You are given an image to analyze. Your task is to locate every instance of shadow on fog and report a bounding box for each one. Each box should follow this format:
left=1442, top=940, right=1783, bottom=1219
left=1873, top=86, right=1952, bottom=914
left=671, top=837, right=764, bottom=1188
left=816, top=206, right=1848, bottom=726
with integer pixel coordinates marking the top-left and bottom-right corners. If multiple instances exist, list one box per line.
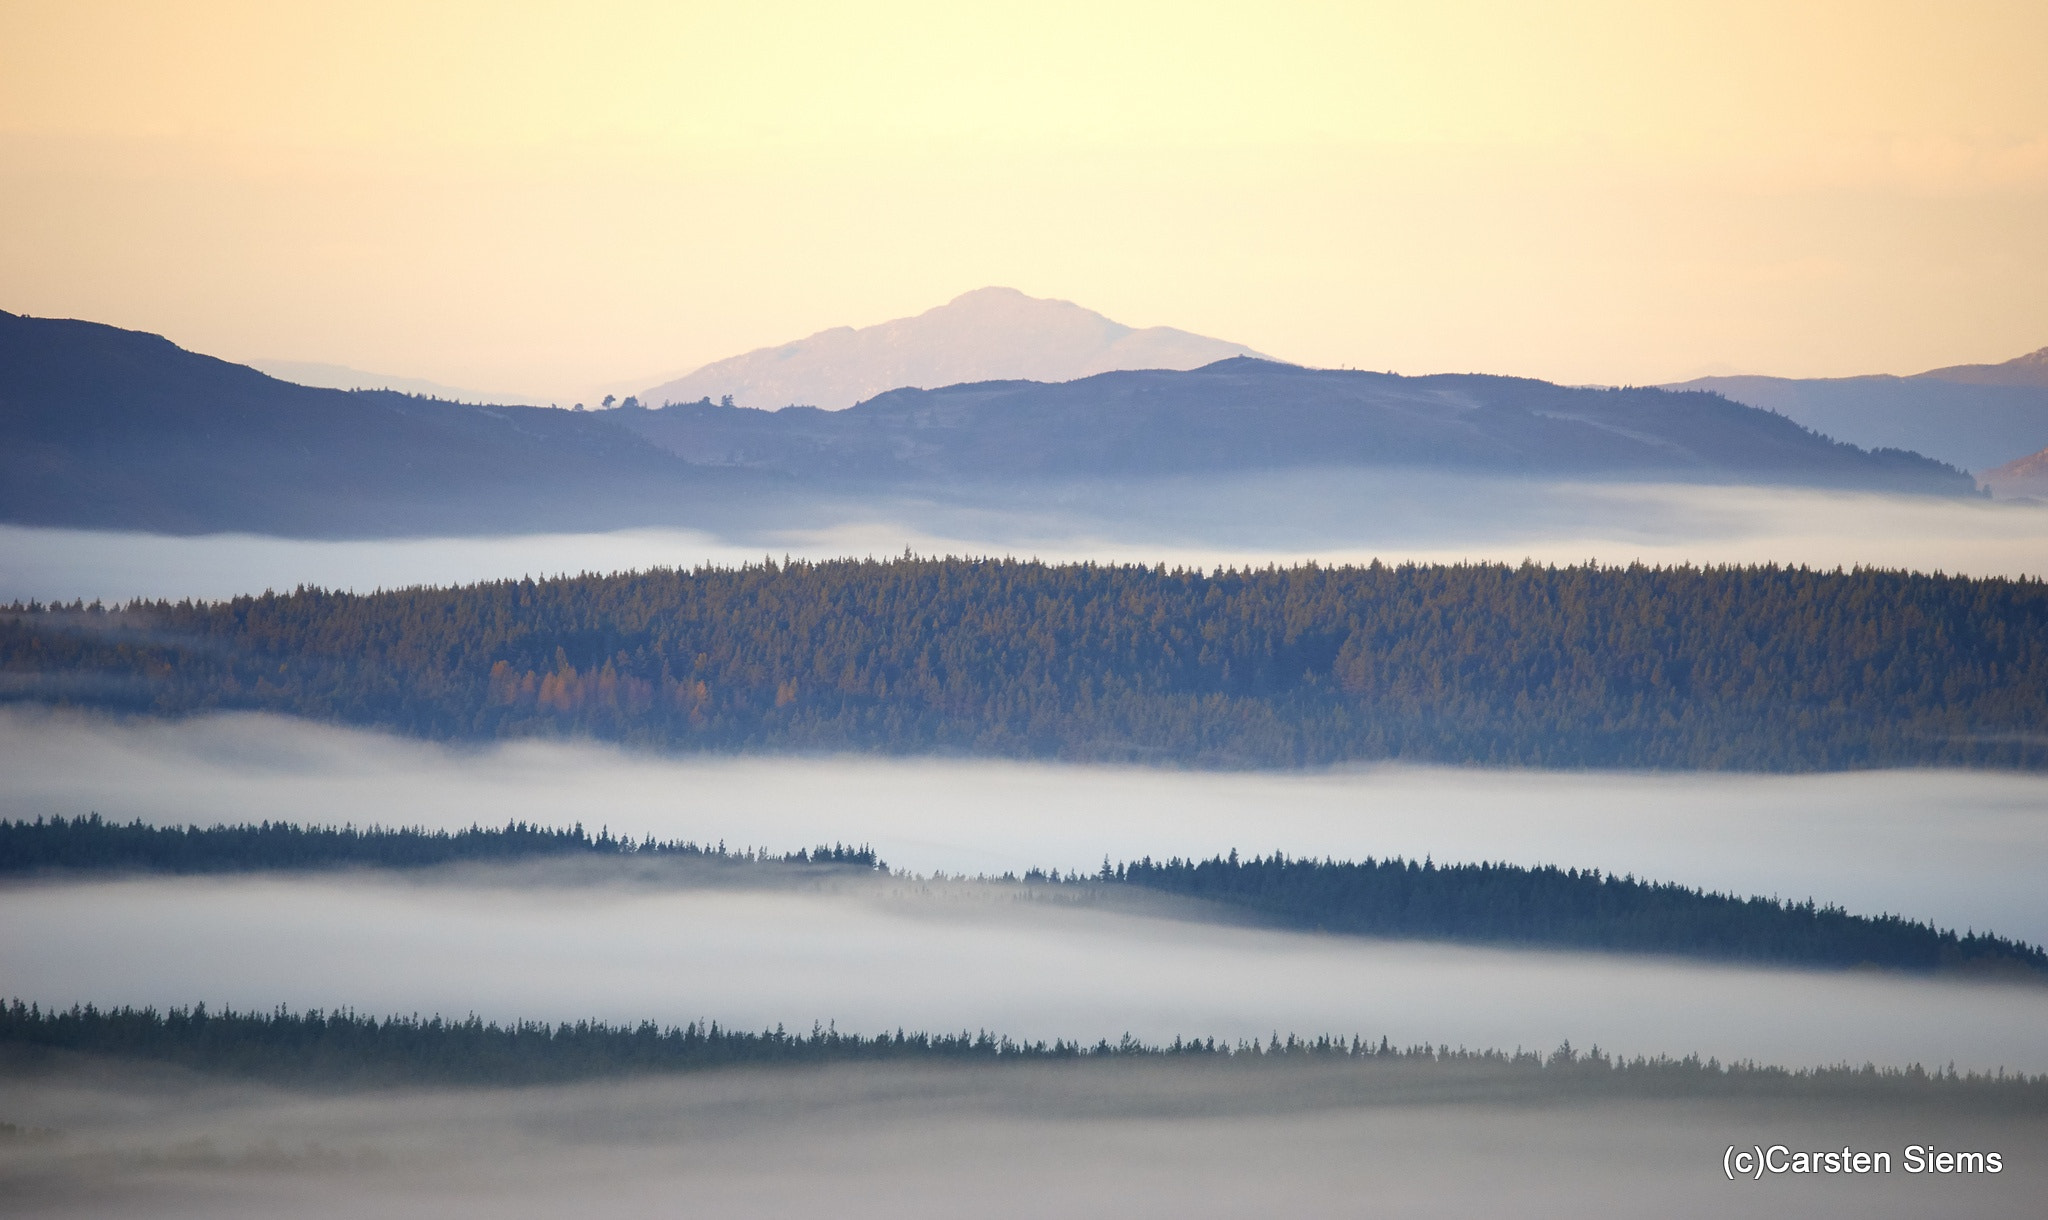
left=4, top=473, right=2048, bottom=605
left=4, top=708, right=2047, bottom=947
left=1, top=1057, right=2043, bottom=1219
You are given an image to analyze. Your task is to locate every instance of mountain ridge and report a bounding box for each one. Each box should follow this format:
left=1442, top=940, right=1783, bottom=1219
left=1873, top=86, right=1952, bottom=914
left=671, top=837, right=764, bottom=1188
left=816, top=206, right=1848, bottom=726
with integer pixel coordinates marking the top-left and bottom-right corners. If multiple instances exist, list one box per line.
left=1666, top=343, right=2048, bottom=472
left=1917, top=345, right=2048, bottom=390
left=0, top=308, right=1981, bottom=538
left=0, top=309, right=735, bottom=536
left=618, top=356, right=1974, bottom=493
left=641, top=287, right=1269, bottom=411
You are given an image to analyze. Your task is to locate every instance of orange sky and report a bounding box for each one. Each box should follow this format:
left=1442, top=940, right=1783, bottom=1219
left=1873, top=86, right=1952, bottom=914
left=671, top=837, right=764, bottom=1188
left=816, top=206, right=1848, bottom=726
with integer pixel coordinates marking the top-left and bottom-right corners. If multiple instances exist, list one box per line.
left=3, top=0, right=2045, bottom=399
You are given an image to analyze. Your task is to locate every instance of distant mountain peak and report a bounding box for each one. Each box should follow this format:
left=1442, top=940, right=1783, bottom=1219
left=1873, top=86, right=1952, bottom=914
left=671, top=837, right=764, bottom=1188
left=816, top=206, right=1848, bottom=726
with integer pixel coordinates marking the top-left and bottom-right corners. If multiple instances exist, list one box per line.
left=641, top=288, right=1269, bottom=411
left=944, top=285, right=1059, bottom=308
left=1914, top=344, right=2048, bottom=389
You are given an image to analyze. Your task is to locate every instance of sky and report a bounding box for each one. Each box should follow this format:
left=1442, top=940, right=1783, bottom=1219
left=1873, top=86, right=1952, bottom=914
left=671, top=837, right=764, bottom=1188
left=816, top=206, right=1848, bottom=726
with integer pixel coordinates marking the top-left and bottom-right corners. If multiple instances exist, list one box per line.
left=3, top=1, right=2046, bottom=400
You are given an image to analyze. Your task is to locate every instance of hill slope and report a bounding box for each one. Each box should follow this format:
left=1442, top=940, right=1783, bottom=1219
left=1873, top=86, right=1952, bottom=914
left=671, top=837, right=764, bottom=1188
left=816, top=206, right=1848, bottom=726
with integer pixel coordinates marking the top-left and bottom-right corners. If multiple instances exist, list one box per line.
left=1919, top=345, right=2048, bottom=390
left=0, top=311, right=1978, bottom=538
left=7, top=559, right=2043, bottom=770
left=0, top=310, right=732, bottom=535
left=641, top=287, right=1267, bottom=411
left=620, top=358, right=1973, bottom=493
left=1668, top=345, right=2048, bottom=472
left=1982, top=446, right=2048, bottom=500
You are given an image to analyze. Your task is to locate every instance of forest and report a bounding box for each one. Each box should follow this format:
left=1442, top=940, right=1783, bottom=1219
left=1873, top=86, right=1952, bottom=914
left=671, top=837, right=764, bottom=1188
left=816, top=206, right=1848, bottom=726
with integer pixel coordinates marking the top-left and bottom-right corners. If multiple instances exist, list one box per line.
left=6, top=816, right=2042, bottom=978
left=3, top=1001, right=2043, bottom=1105
left=0, top=814, right=880, bottom=874
left=3, top=557, right=2046, bottom=769
left=1103, top=853, right=2048, bottom=976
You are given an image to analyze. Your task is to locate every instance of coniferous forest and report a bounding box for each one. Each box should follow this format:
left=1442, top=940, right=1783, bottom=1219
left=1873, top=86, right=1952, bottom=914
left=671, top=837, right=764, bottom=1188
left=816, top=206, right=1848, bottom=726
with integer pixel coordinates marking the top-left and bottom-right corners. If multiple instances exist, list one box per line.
left=4, top=558, right=2046, bottom=770
left=3, top=1001, right=2044, bottom=1105
left=0, top=815, right=881, bottom=875
left=6, top=816, right=2042, bottom=978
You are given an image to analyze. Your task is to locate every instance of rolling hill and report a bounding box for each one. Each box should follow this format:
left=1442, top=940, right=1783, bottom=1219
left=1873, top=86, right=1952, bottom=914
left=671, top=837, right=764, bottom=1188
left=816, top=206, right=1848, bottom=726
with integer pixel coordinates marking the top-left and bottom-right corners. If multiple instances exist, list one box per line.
left=1668, top=346, right=2048, bottom=473
left=0, top=310, right=733, bottom=536
left=618, top=358, right=1973, bottom=492
left=0, top=309, right=1977, bottom=538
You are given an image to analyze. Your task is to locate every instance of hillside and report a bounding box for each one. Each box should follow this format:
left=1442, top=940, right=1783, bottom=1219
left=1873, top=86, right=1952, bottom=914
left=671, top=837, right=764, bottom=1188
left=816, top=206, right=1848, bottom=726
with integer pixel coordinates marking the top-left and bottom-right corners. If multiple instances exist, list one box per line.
left=0, top=310, right=738, bottom=536
left=1982, top=446, right=2048, bottom=500
left=1669, top=345, right=2048, bottom=472
left=1919, top=345, right=2048, bottom=390
left=7, top=558, right=2043, bottom=771
left=621, top=358, right=1974, bottom=492
left=0, top=310, right=1979, bottom=538
left=8, top=816, right=2041, bottom=977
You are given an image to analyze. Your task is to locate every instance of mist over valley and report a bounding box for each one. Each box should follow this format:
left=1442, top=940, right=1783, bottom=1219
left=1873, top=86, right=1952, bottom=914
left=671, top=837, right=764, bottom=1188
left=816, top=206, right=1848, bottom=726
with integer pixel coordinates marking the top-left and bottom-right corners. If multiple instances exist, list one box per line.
left=6, top=867, right=2046, bottom=1074
left=11, top=4, right=2048, bottom=1212
left=5, top=710, right=2047, bottom=947
left=7, top=1058, right=2041, bottom=1219
left=7, top=473, right=2048, bottom=609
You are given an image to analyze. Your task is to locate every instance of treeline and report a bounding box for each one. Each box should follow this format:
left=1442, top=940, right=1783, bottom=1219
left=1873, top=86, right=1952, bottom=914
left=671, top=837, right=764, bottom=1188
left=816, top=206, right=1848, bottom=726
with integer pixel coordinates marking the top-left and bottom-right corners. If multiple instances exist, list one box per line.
left=4, top=1002, right=2043, bottom=1107
left=0, top=815, right=882, bottom=875
left=6, top=817, right=2041, bottom=978
left=1100, top=853, right=2048, bottom=977
left=0, top=1001, right=1102, bottom=1084
left=5, top=558, right=2046, bottom=769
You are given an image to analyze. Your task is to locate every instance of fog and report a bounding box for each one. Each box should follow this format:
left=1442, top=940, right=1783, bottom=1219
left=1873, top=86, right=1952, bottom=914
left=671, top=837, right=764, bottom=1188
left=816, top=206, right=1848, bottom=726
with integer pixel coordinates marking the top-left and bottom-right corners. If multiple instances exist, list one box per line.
left=9, top=711, right=2046, bottom=1073
left=5, top=709, right=2046, bottom=947
left=5, top=475, right=2048, bottom=604
left=10, top=474, right=2045, bottom=1217
left=3, top=868, right=2046, bottom=1074
left=6, top=1060, right=2041, bottom=1219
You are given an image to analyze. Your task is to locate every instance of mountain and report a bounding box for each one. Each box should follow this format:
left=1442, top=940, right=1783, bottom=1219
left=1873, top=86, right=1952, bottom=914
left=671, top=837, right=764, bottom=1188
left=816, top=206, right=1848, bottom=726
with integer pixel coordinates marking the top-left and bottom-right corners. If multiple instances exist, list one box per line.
left=0, top=311, right=1976, bottom=539
left=640, top=287, right=1268, bottom=411
left=1981, top=446, right=2048, bottom=500
left=1918, top=345, right=2048, bottom=389
left=0, top=310, right=731, bottom=537
left=616, top=359, right=1972, bottom=493
left=1667, top=345, right=2048, bottom=472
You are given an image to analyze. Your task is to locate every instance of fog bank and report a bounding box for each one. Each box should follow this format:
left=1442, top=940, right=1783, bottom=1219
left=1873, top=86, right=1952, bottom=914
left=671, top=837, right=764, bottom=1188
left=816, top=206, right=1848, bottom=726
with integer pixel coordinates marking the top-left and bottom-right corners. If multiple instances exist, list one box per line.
left=4, top=709, right=2045, bottom=946
left=3, top=870, right=2045, bottom=1073
left=2, top=1054, right=2042, bottom=1218
left=5, top=476, right=2048, bottom=604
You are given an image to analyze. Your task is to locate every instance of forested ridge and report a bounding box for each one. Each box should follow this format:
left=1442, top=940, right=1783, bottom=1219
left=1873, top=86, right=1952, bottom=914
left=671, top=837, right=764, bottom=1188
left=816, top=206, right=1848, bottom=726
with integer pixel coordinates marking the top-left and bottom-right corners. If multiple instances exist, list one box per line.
left=7, top=816, right=2041, bottom=977
left=3, top=1002, right=2042, bottom=1103
left=0, top=814, right=881, bottom=875
left=1101, top=853, right=2048, bottom=977
left=4, top=557, right=2046, bottom=769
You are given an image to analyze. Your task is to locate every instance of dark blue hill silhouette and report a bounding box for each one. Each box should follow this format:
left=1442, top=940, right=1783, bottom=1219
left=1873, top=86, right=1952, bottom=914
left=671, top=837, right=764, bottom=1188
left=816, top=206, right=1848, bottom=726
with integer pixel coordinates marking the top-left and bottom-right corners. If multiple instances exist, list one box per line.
left=1, top=313, right=1975, bottom=538
left=1669, top=363, right=2048, bottom=473
left=0, top=310, right=732, bottom=536
left=620, top=358, right=1972, bottom=492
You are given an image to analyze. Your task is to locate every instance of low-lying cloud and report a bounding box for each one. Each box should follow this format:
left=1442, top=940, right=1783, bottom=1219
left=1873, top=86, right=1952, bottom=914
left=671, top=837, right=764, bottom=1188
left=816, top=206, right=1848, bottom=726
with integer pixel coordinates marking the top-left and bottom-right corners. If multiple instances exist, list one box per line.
left=3, top=709, right=2045, bottom=945
left=5, top=475, right=2047, bottom=606
left=4, top=868, right=2046, bottom=1073
left=2, top=1050, right=2043, bottom=1218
